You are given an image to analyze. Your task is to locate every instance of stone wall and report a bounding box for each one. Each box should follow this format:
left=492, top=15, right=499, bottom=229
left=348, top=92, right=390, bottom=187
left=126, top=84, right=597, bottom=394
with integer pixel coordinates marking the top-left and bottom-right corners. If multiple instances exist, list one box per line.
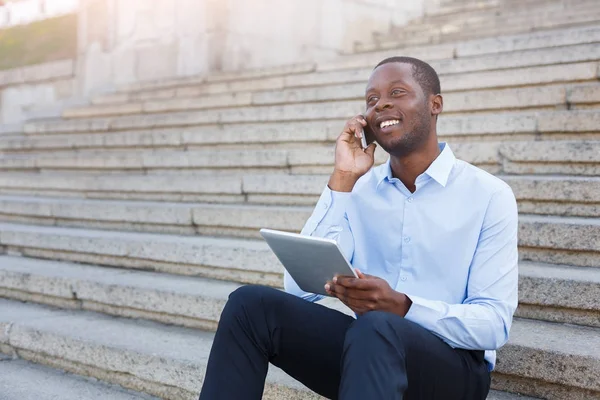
left=76, top=0, right=427, bottom=96
left=0, top=59, right=77, bottom=132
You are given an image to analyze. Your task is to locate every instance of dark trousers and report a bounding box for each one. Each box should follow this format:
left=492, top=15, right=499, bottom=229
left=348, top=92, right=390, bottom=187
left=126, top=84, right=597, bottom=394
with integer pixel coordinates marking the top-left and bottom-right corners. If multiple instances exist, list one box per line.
left=199, top=285, right=491, bottom=400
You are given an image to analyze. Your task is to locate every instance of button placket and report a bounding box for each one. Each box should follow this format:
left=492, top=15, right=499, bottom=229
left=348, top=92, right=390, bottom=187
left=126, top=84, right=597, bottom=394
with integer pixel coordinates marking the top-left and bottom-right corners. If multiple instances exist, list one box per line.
left=399, top=193, right=414, bottom=287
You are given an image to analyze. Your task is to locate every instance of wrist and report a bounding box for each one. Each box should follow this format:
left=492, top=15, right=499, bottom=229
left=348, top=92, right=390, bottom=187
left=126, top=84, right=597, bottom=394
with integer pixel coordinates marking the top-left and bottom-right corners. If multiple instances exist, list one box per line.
left=392, top=292, right=412, bottom=317
left=328, top=169, right=360, bottom=192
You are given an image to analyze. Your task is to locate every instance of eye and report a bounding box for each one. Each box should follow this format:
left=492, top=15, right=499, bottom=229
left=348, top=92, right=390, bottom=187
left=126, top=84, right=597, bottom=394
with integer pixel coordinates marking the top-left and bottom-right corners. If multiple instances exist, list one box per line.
left=366, top=95, right=379, bottom=105
left=391, top=89, right=405, bottom=96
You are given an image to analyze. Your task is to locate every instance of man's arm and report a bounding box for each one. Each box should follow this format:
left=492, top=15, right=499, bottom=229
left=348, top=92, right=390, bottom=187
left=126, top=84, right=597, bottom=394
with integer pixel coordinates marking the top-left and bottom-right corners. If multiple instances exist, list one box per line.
left=403, top=186, right=519, bottom=350
left=284, top=115, right=377, bottom=301
left=283, top=185, right=355, bottom=301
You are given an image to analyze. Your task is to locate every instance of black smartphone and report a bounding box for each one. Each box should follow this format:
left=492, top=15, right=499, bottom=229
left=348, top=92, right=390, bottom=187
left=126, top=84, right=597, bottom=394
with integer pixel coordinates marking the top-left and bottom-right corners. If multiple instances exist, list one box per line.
left=360, top=122, right=376, bottom=150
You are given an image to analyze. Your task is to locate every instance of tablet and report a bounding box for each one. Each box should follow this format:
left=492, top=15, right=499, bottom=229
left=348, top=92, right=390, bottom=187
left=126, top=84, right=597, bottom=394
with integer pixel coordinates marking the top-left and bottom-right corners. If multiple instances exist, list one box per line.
left=260, top=228, right=357, bottom=296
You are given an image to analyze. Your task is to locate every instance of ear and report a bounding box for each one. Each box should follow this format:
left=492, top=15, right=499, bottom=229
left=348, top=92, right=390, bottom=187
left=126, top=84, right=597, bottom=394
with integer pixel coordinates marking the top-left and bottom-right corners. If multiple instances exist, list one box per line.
left=431, top=94, right=443, bottom=116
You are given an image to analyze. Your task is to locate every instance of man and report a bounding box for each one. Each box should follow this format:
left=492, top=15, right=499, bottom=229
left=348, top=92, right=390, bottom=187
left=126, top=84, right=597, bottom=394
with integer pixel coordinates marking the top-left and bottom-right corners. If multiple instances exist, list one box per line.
left=199, top=57, right=518, bottom=399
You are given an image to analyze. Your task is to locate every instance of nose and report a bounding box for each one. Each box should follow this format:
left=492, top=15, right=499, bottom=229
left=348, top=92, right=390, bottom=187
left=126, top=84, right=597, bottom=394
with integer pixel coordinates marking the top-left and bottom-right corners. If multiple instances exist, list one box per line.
left=375, top=98, right=393, bottom=112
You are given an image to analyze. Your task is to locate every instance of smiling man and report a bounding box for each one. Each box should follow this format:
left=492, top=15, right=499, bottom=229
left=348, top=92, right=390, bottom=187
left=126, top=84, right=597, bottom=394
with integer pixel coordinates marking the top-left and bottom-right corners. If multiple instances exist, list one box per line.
left=199, top=57, right=519, bottom=400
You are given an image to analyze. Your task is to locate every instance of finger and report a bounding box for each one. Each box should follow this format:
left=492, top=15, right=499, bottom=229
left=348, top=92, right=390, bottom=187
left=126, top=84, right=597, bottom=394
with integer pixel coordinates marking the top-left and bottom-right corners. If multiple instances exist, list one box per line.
left=356, top=115, right=367, bottom=127
left=343, top=298, right=374, bottom=314
left=329, top=284, right=376, bottom=303
left=342, top=118, right=367, bottom=139
left=328, top=282, right=368, bottom=301
left=355, top=269, right=366, bottom=279
left=327, top=283, right=351, bottom=304
left=364, top=142, right=377, bottom=156
left=335, top=276, right=377, bottom=290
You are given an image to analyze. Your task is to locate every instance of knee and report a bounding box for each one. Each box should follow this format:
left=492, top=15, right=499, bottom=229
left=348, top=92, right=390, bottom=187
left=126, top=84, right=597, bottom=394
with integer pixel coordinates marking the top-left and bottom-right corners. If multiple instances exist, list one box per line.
left=221, top=285, right=278, bottom=321
left=345, top=311, right=411, bottom=345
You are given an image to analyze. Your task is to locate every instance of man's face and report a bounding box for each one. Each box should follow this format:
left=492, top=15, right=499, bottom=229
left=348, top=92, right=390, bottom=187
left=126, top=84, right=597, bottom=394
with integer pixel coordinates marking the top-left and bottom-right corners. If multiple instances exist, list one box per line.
left=364, top=62, right=434, bottom=157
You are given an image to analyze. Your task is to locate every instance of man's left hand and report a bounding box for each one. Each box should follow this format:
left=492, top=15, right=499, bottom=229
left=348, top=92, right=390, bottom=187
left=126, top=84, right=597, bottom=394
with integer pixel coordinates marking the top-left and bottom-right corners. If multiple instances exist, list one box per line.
left=325, top=269, right=412, bottom=316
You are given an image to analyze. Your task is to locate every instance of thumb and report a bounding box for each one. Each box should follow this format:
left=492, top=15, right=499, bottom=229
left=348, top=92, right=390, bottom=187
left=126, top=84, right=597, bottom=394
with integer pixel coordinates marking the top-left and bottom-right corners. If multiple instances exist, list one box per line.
left=364, top=142, right=377, bottom=158
left=355, top=268, right=367, bottom=279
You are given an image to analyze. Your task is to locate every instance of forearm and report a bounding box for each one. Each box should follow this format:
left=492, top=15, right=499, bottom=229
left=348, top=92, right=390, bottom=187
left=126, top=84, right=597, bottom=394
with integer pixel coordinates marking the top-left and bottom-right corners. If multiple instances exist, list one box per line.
left=328, top=169, right=360, bottom=192
left=404, top=295, right=514, bottom=350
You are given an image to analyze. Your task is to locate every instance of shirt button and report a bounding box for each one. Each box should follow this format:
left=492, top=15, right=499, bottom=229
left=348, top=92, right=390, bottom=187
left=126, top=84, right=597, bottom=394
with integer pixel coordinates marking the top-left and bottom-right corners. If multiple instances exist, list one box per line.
left=404, top=236, right=411, bottom=243
left=401, top=276, right=407, bottom=282
left=407, top=197, right=413, bottom=203
left=323, top=202, right=329, bottom=209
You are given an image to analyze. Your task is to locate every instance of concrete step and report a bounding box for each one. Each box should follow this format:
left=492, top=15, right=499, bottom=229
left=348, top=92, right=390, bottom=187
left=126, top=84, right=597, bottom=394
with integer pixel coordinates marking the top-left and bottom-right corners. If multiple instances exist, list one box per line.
left=102, top=24, right=600, bottom=99
left=421, top=0, right=594, bottom=21
left=491, top=318, right=600, bottom=399
left=0, top=174, right=594, bottom=239
left=0, top=211, right=595, bottom=284
left=105, top=24, right=600, bottom=98
left=55, top=60, right=600, bottom=121
left=503, top=175, right=599, bottom=218
left=107, top=44, right=456, bottom=99
left=0, top=255, right=597, bottom=330
left=0, top=140, right=521, bottom=175
left=0, top=255, right=238, bottom=331
left=453, top=22, right=600, bottom=58
left=0, top=138, right=596, bottom=177
left=517, top=262, right=600, bottom=328
left=0, top=170, right=596, bottom=215
left=0, top=195, right=311, bottom=236
left=328, top=39, right=600, bottom=73
left=0, top=222, right=282, bottom=286
left=0, top=357, right=159, bottom=400
left=357, top=9, right=600, bottom=53
left=65, top=79, right=600, bottom=120
left=0, top=299, right=322, bottom=400
left=22, top=94, right=600, bottom=137
left=378, top=5, right=600, bottom=50
left=0, top=172, right=247, bottom=203
left=5, top=110, right=600, bottom=154
left=397, top=1, right=600, bottom=36
left=0, top=299, right=542, bottom=399
left=113, top=62, right=318, bottom=96
left=518, top=214, right=600, bottom=268
left=392, top=17, right=600, bottom=52
left=77, top=40, right=600, bottom=116
left=499, top=140, right=600, bottom=175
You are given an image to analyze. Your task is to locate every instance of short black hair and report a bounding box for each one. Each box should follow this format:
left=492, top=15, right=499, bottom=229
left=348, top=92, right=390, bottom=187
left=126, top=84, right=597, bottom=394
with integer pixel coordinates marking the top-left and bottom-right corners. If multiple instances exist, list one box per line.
left=374, top=56, right=441, bottom=96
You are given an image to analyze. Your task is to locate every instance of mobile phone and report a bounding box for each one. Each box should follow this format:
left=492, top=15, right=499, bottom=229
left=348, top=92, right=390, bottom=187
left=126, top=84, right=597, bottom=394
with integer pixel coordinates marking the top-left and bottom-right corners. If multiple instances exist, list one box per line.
left=360, top=122, right=376, bottom=150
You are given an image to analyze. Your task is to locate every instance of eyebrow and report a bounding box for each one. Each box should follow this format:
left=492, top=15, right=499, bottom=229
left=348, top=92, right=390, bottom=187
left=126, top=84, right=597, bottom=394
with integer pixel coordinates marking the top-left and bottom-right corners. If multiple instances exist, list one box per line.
left=365, top=79, right=409, bottom=94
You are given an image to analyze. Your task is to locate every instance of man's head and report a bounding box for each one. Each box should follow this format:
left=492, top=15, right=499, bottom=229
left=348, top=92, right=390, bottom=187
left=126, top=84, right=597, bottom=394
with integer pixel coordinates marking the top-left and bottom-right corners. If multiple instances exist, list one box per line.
left=364, top=57, right=443, bottom=158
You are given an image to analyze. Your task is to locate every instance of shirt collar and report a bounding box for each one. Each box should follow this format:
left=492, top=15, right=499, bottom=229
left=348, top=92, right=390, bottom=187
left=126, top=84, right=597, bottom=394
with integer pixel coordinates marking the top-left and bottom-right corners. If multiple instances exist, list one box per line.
left=376, top=142, right=455, bottom=189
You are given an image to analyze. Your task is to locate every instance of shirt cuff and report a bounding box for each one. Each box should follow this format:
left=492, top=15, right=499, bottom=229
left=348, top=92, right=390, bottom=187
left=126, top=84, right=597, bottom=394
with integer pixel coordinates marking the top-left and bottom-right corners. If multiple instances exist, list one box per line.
left=404, top=294, right=443, bottom=332
left=301, top=185, right=352, bottom=235
left=320, top=187, right=352, bottom=225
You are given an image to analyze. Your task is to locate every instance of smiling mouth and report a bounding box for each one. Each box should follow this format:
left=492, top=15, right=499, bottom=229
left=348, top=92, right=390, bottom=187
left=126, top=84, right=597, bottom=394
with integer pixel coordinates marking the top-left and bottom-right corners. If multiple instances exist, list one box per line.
left=380, top=119, right=400, bottom=129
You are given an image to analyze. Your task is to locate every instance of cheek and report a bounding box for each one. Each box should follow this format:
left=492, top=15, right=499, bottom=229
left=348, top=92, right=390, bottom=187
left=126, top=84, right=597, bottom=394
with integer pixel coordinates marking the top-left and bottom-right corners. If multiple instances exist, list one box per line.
left=365, top=110, right=377, bottom=129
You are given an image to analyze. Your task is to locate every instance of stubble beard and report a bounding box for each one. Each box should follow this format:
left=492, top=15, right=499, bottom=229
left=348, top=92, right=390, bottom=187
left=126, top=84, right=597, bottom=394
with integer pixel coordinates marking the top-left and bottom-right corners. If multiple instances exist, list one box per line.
left=382, top=110, right=432, bottom=158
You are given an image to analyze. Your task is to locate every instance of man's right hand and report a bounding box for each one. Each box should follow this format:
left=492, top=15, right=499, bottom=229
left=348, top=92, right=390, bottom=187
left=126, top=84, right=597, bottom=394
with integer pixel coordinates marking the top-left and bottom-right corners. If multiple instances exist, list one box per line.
left=328, top=115, right=377, bottom=192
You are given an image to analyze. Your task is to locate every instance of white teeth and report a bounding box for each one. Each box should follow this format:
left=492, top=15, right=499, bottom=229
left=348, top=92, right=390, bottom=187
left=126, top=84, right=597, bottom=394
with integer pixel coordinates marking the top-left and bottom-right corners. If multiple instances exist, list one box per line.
left=380, top=119, right=400, bottom=128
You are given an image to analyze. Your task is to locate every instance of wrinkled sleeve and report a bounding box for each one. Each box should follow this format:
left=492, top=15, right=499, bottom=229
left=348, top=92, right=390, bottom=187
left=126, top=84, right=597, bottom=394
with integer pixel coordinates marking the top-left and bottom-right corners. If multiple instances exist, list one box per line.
left=404, top=186, right=519, bottom=351
left=284, top=185, right=355, bottom=302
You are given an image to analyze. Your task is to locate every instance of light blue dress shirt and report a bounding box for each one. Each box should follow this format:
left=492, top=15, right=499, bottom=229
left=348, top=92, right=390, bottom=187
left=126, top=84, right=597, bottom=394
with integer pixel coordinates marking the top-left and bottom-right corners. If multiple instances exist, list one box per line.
left=284, top=143, right=519, bottom=370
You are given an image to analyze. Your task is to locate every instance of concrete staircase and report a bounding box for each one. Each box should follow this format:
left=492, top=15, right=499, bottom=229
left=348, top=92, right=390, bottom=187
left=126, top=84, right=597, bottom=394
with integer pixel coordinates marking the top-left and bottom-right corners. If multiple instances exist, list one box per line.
left=1, top=0, right=599, bottom=399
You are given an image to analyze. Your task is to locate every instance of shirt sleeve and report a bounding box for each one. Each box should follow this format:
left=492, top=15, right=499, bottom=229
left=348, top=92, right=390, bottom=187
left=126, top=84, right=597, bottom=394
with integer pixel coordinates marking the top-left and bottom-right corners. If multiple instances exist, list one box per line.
left=284, top=184, right=355, bottom=302
left=404, top=185, right=519, bottom=351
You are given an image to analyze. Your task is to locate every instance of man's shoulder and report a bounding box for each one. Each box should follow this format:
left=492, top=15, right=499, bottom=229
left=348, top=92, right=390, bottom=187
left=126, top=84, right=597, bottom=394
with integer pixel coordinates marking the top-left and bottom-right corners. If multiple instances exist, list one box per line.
left=454, top=159, right=513, bottom=196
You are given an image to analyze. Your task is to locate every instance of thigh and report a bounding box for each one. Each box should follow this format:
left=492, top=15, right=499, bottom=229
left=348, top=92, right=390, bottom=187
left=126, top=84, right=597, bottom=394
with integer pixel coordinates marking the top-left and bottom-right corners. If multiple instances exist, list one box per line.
left=239, top=286, right=354, bottom=399
left=384, top=316, right=490, bottom=400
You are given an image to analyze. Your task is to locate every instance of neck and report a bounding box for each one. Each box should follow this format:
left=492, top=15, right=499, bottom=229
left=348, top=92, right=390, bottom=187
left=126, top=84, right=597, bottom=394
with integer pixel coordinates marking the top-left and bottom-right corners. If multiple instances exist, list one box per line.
left=389, top=137, right=441, bottom=193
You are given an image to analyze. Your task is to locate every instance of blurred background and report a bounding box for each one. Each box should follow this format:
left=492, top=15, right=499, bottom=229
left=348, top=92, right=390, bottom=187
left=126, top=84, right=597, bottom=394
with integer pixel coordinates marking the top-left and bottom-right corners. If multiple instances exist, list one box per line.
left=0, top=1, right=599, bottom=399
